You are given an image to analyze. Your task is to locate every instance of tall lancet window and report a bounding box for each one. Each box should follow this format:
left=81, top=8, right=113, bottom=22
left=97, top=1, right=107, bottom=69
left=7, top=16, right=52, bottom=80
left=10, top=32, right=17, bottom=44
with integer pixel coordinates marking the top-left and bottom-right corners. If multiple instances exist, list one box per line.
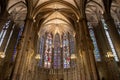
left=44, top=33, right=53, bottom=68
left=88, top=22, right=101, bottom=61
left=69, top=34, right=76, bottom=67
left=101, top=19, right=119, bottom=61
left=38, top=32, right=76, bottom=69
left=13, top=26, right=24, bottom=61
left=54, top=33, right=61, bottom=68
left=89, top=29, right=101, bottom=61
left=0, top=20, right=11, bottom=47
left=63, top=33, right=70, bottom=68
left=69, top=34, right=75, bottom=54
left=39, top=36, right=45, bottom=67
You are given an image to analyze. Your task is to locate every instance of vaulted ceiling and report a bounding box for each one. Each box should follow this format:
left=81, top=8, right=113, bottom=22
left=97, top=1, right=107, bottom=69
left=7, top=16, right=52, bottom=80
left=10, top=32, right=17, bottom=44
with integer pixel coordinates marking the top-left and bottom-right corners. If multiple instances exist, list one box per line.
left=7, top=0, right=82, bottom=35
left=0, top=0, right=120, bottom=32
left=86, top=0, right=120, bottom=23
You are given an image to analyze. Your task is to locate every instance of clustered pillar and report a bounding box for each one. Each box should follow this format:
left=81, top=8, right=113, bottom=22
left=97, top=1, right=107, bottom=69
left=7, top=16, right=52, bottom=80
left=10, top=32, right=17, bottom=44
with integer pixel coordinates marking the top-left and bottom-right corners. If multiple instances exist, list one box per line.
left=92, top=21, right=120, bottom=80
left=11, top=18, right=35, bottom=80
left=103, top=13, right=120, bottom=59
left=76, top=18, right=99, bottom=80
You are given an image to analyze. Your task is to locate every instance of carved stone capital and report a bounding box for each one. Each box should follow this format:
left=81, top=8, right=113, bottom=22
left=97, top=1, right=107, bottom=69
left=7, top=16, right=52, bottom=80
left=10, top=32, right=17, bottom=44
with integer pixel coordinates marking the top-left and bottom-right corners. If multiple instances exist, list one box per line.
left=103, top=13, right=114, bottom=23
left=79, top=17, right=86, bottom=22
left=26, top=17, right=34, bottom=22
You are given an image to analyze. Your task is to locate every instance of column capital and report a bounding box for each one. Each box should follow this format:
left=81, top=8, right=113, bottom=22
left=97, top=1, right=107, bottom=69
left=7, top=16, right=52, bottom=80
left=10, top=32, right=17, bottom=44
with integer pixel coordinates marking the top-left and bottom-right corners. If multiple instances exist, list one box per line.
left=76, top=17, right=86, bottom=23
left=79, top=17, right=86, bottom=22
left=25, top=16, right=35, bottom=22
left=103, top=13, right=114, bottom=22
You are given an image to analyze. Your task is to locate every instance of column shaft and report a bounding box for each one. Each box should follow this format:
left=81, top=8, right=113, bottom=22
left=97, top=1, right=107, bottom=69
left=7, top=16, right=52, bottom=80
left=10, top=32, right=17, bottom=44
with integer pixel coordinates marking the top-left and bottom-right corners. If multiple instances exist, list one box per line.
left=11, top=19, right=33, bottom=80
left=103, top=13, right=120, bottom=60
left=93, top=22, right=120, bottom=80
left=78, top=19, right=98, bottom=80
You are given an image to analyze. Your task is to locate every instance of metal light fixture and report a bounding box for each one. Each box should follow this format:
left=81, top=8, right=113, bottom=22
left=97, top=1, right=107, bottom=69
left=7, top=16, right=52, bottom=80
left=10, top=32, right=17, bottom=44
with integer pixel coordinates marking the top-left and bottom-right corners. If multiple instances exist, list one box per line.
left=0, top=52, right=5, bottom=58
left=71, top=54, right=76, bottom=59
left=106, top=52, right=114, bottom=58
left=35, top=54, right=41, bottom=60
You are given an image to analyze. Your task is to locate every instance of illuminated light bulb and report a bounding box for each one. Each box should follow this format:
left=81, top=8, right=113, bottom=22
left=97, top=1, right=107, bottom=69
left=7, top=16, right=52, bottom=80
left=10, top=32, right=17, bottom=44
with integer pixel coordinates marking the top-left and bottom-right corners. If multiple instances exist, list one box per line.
left=71, top=54, right=76, bottom=59
left=35, top=54, right=41, bottom=60
left=106, top=52, right=114, bottom=58
left=0, top=52, right=5, bottom=58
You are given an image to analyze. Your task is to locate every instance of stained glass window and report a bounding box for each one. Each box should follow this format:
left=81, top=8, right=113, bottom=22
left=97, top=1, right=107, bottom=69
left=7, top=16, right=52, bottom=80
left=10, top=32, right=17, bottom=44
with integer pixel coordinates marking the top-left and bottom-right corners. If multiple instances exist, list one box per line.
left=63, top=33, right=70, bottom=68
left=0, top=20, right=11, bottom=47
left=69, top=34, right=75, bottom=54
left=89, top=28, right=101, bottom=61
left=44, top=33, right=53, bottom=68
left=69, top=34, right=76, bottom=67
left=39, top=32, right=75, bottom=69
left=101, top=19, right=119, bottom=61
left=54, top=33, right=61, bottom=68
left=12, top=26, right=24, bottom=61
left=88, top=22, right=101, bottom=61
left=39, top=36, right=45, bottom=67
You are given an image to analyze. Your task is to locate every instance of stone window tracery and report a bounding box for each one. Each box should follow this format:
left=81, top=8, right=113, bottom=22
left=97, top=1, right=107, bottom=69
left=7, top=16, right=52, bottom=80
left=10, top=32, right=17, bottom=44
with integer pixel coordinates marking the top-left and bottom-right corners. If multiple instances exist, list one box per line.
left=38, top=32, right=75, bottom=69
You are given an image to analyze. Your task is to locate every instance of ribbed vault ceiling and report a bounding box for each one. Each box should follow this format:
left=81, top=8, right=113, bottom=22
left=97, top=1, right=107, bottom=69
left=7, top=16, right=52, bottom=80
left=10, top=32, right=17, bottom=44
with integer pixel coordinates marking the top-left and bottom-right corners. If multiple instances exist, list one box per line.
left=37, top=2, right=75, bottom=37
left=6, top=0, right=120, bottom=29
left=85, top=0, right=120, bottom=23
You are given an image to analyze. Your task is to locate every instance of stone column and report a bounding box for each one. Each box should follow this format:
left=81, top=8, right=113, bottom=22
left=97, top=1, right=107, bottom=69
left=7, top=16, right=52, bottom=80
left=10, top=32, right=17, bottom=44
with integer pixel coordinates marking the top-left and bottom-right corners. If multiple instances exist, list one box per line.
left=0, top=26, right=20, bottom=80
left=0, top=11, right=9, bottom=30
left=93, top=22, right=112, bottom=80
left=0, top=21, right=14, bottom=52
left=103, top=13, right=120, bottom=60
left=11, top=17, right=34, bottom=80
left=102, top=0, right=120, bottom=60
left=75, top=20, right=87, bottom=80
left=82, top=19, right=98, bottom=80
left=77, top=18, right=98, bottom=80
left=93, top=21, right=120, bottom=80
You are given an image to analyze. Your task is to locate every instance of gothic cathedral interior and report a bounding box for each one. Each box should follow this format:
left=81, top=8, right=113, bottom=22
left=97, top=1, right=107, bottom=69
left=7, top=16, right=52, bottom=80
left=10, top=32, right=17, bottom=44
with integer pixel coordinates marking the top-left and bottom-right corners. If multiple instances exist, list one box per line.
left=0, top=0, right=120, bottom=80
